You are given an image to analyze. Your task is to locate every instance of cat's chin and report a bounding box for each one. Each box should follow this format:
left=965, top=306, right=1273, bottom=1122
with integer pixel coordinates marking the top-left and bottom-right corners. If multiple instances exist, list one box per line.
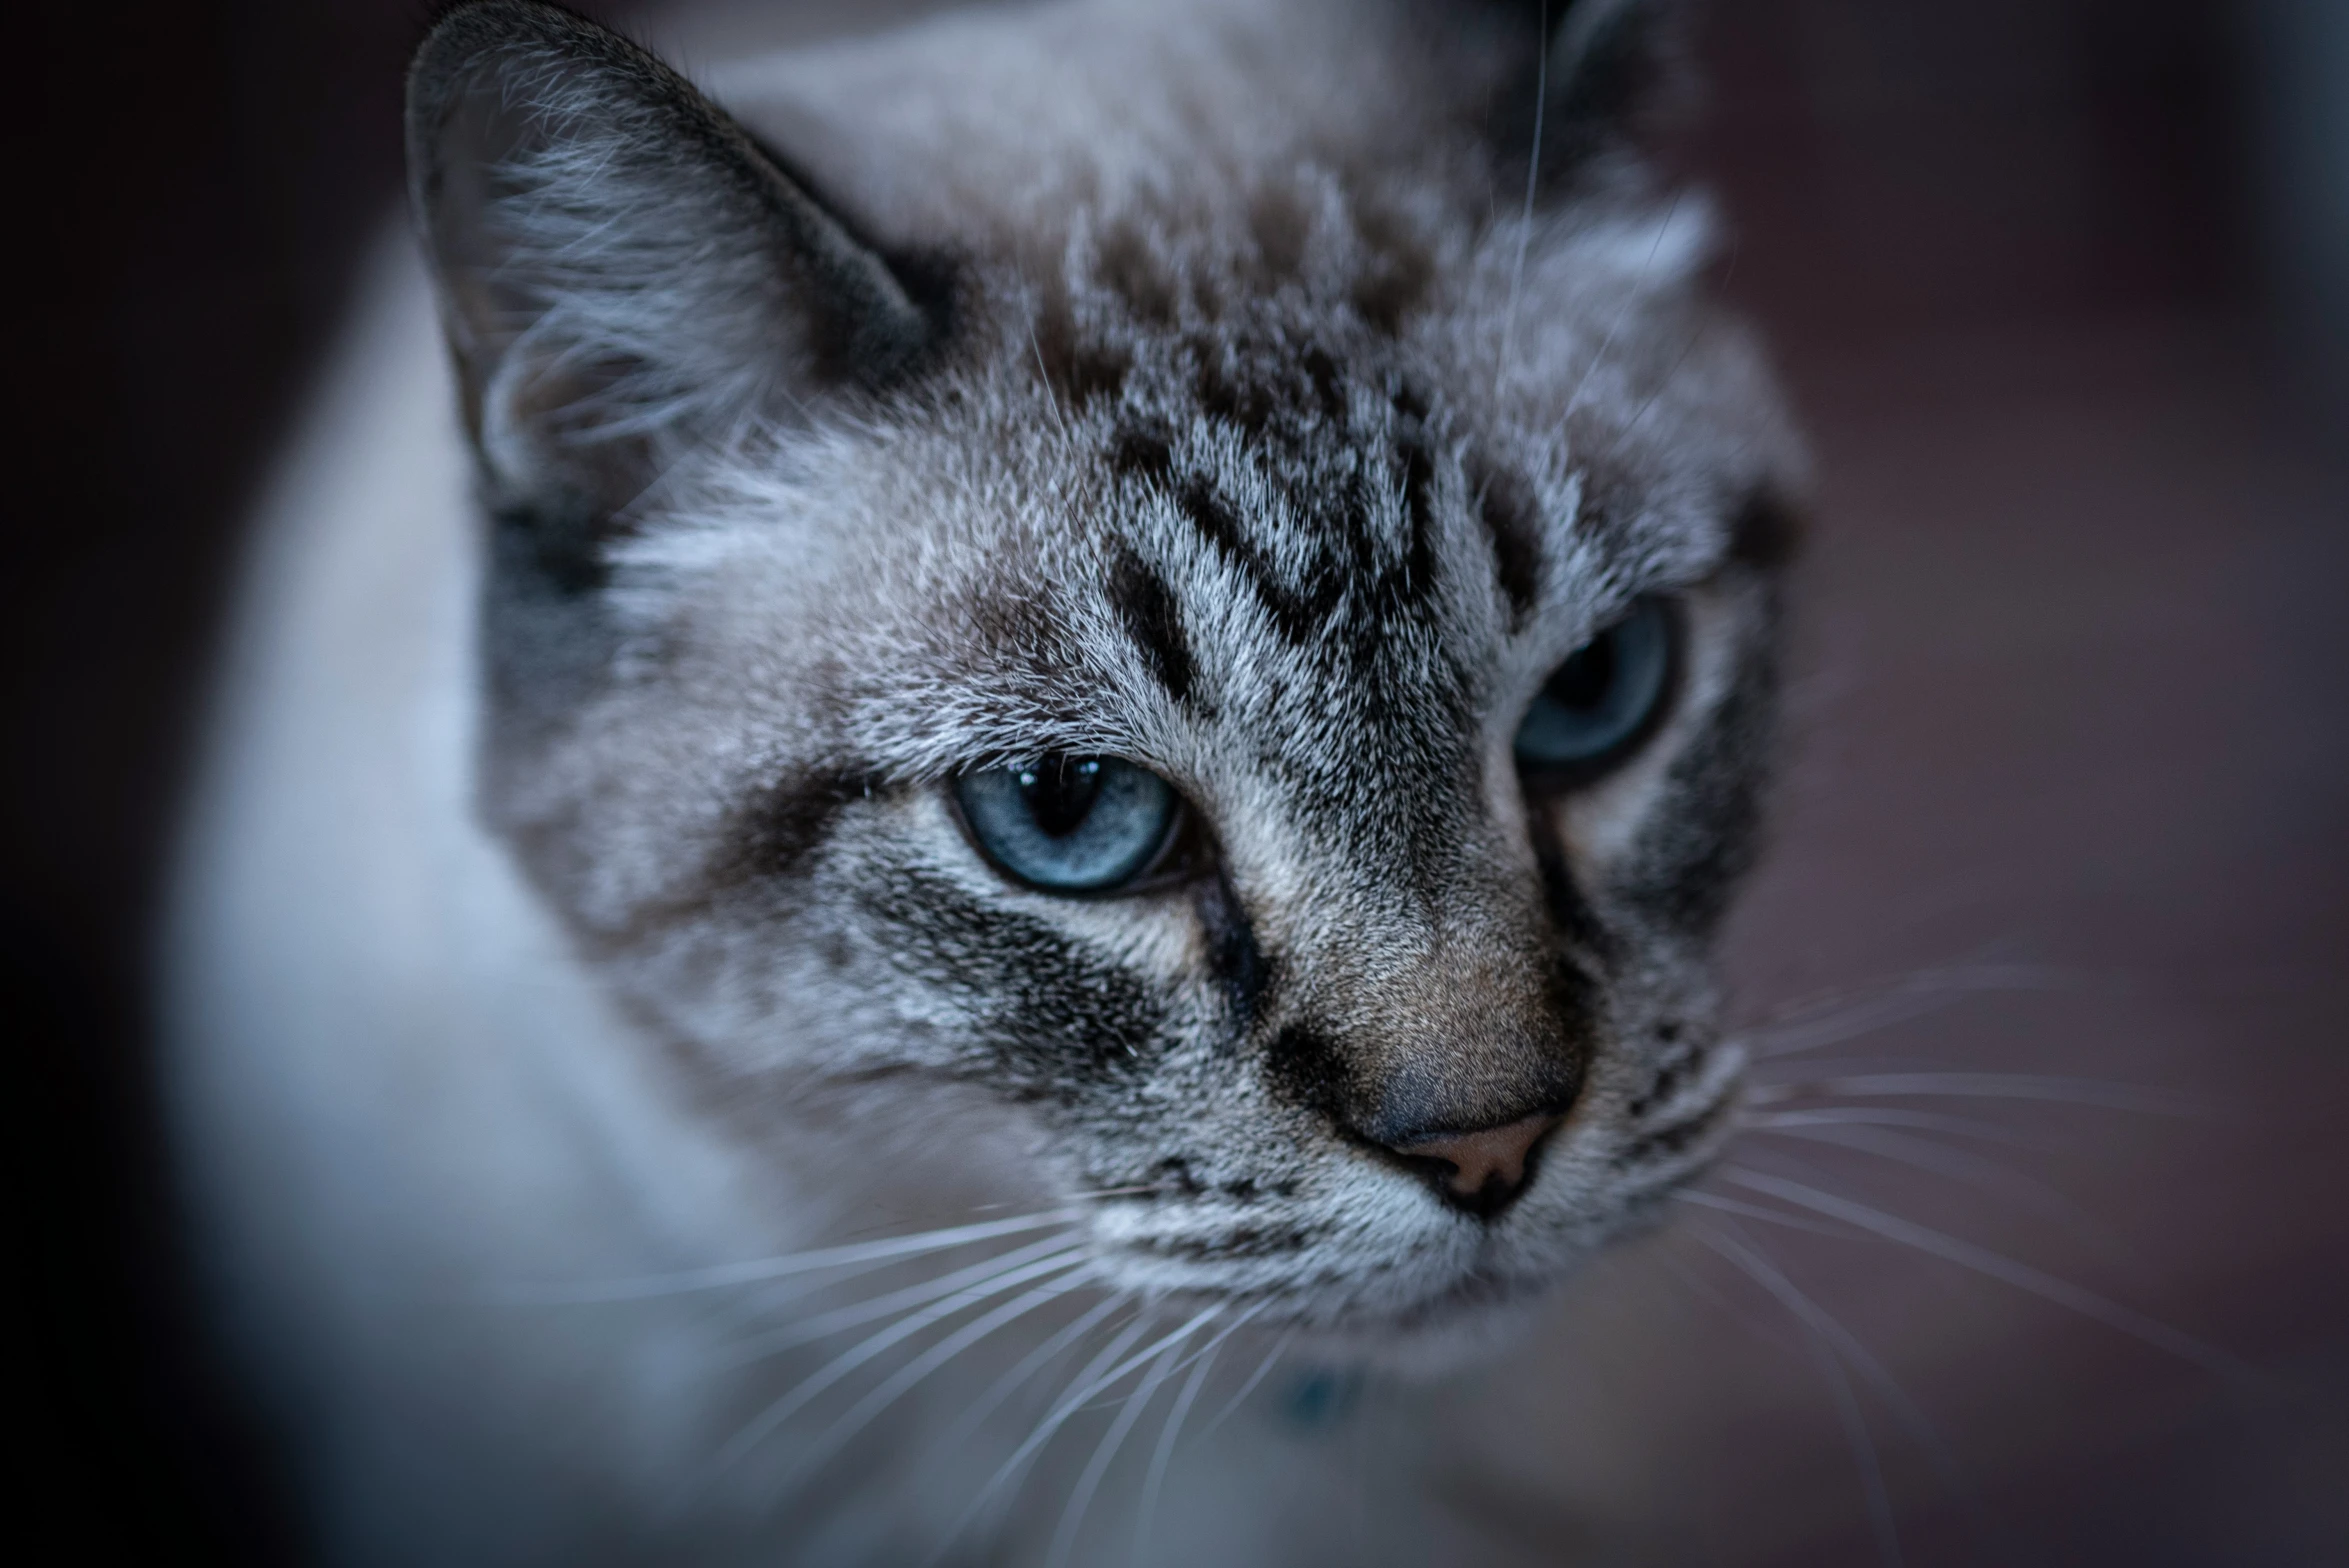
left=1358, top=1297, right=1560, bottom=1378
left=1265, top=1267, right=1572, bottom=1380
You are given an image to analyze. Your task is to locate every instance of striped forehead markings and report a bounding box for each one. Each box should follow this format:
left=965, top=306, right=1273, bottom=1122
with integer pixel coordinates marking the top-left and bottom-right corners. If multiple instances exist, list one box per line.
left=1103, top=416, right=1451, bottom=655
left=1468, top=459, right=1544, bottom=625
left=1107, top=544, right=1197, bottom=705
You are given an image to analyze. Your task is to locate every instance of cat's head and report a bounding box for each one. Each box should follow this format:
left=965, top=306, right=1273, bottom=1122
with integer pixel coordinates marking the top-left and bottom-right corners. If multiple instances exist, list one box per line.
left=408, top=0, right=1800, bottom=1353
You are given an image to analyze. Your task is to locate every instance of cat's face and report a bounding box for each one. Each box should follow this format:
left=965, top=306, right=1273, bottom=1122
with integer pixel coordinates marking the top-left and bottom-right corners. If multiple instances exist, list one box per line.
left=412, top=0, right=1800, bottom=1352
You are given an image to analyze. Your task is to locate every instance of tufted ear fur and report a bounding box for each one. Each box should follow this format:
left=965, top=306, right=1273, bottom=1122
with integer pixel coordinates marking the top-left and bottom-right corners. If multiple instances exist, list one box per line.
left=1486, top=0, right=1689, bottom=197
left=406, top=0, right=931, bottom=594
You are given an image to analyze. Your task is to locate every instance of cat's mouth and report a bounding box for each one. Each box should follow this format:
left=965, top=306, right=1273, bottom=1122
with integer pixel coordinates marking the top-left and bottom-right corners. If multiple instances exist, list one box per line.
left=1078, top=1246, right=1578, bottom=1376
left=1080, top=1060, right=1748, bottom=1342
left=1088, top=1208, right=1588, bottom=1344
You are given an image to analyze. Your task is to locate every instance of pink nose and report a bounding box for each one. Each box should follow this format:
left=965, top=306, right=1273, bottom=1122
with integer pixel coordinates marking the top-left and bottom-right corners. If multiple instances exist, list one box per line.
left=1393, top=1111, right=1563, bottom=1215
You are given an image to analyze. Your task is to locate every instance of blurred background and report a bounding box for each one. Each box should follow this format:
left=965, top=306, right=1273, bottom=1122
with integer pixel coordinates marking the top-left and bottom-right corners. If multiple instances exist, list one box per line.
left=13, top=1, right=2344, bottom=1562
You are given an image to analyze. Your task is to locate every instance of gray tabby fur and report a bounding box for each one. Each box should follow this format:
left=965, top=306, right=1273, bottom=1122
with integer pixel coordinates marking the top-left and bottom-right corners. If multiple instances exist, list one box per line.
left=166, top=1, right=1803, bottom=1562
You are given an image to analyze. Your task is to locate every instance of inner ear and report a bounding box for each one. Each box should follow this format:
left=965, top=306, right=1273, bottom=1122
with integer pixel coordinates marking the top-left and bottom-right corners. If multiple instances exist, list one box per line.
left=405, top=0, right=932, bottom=577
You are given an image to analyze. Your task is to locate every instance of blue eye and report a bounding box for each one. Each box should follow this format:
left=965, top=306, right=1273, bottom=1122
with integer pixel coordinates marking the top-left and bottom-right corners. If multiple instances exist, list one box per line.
left=1514, top=596, right=1675, bottom=772
left=953, top=756, right=1181, bottom=892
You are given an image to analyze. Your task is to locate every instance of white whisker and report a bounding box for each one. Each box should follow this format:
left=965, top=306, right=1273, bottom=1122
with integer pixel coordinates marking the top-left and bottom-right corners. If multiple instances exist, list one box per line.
left=1753, top=1123, right=2122, bottom=1248
left=1719, top=1167, right=2266, bottom=1387
left=709, top=1221, right=1072, bottom=1342
left=1601, top=230, right=1744, bottom=458
left=492, top=1209, right=1078, bottom=1303
left=1493, top=0, right=1549, bottom=402
left=994, top=1310, right=1223, bottom=1528
left=1042, top=1311, right=1222, bottom=1430
left=1046, top=1333, right=1197, bottom=1568
left=1695, top=1224, right=1903, bottom=1567
left=1716, top=1222, right=2004, bottom=1554
left=926, top=1310, right=1162, bottom=1567
left=1742, top=963, right=2077, bottom=1060
left=1028, top=316, right=1068, bottom=429
left=1706, top=1223, right=1969, bottom=1474
left=1151, top=1299, right=1270, bottom=1387
left=707, top=1245, right=1089, bottom=1478
left=1131, top=1340, right=1219, bottom=1565
left=1197, top=1326, right=1297, bottom=1439
left=1751, top=1073, right=2208, bottom=1116
left=781, top=1269, right=1097, bottom=1498
left=1655, top=1244, right=1802, bottom=1350
left=1743, top=1106, right=2051, bottom=1145
left=964, top=1183, right=1169, bottom=1211
left=1676, top=1187, right=1875, bottom=1242
left=930, top=1293, right=1132, bottom=1463
left=1073, top=1299, right=1269, bottom=1414
left=1561, top=187, right=1685, bottom=425
left=720, top=1233, right=1086, bottom=1368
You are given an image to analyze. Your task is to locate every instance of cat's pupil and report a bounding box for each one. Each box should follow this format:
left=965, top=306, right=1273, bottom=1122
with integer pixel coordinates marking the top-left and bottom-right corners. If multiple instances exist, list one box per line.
left=1546, top=636, right=1618, bottom=712
left=1020, top=758, right=1104, bottom=838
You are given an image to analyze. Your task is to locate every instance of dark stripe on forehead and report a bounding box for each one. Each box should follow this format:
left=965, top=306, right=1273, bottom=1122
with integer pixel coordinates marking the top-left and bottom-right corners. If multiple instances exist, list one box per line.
left=1469, top=459, right=1543, bottom=624
left=1174, top=474, right=1341, bottom=646
left=1195, top=343, right=1349, bottom=429
left=1149, top=462, right=1442, bottom=654
left=1107, top=545, right=1196, bottom=704
left=1382, top=408, right=1441, bottom=621
left=1104, top=362, right=1449, bottom=654
left=1110, top=426, right=1176, bottom=487
left=1028, top=289, right=1134, bottom=409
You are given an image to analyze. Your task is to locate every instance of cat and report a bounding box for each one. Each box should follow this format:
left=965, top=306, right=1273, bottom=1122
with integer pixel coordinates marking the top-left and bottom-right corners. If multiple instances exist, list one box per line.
left=164, top=0, right=1803, bottom=1562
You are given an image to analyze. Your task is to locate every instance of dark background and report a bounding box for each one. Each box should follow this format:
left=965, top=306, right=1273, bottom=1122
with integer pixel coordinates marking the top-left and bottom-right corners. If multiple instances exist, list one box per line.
left=13, top=2, right=2344, bottom=1562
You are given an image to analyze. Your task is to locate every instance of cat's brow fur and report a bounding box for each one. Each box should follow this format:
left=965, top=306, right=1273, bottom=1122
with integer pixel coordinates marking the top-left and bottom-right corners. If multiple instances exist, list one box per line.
left=173, top=0, right=1804, bottom=1560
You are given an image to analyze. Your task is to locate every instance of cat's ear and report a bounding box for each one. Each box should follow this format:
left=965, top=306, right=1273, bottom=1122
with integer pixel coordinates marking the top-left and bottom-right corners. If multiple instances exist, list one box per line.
left=406, top=0, right=929, bottom=576
left=1491, top=0, right=1689, bottom=196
